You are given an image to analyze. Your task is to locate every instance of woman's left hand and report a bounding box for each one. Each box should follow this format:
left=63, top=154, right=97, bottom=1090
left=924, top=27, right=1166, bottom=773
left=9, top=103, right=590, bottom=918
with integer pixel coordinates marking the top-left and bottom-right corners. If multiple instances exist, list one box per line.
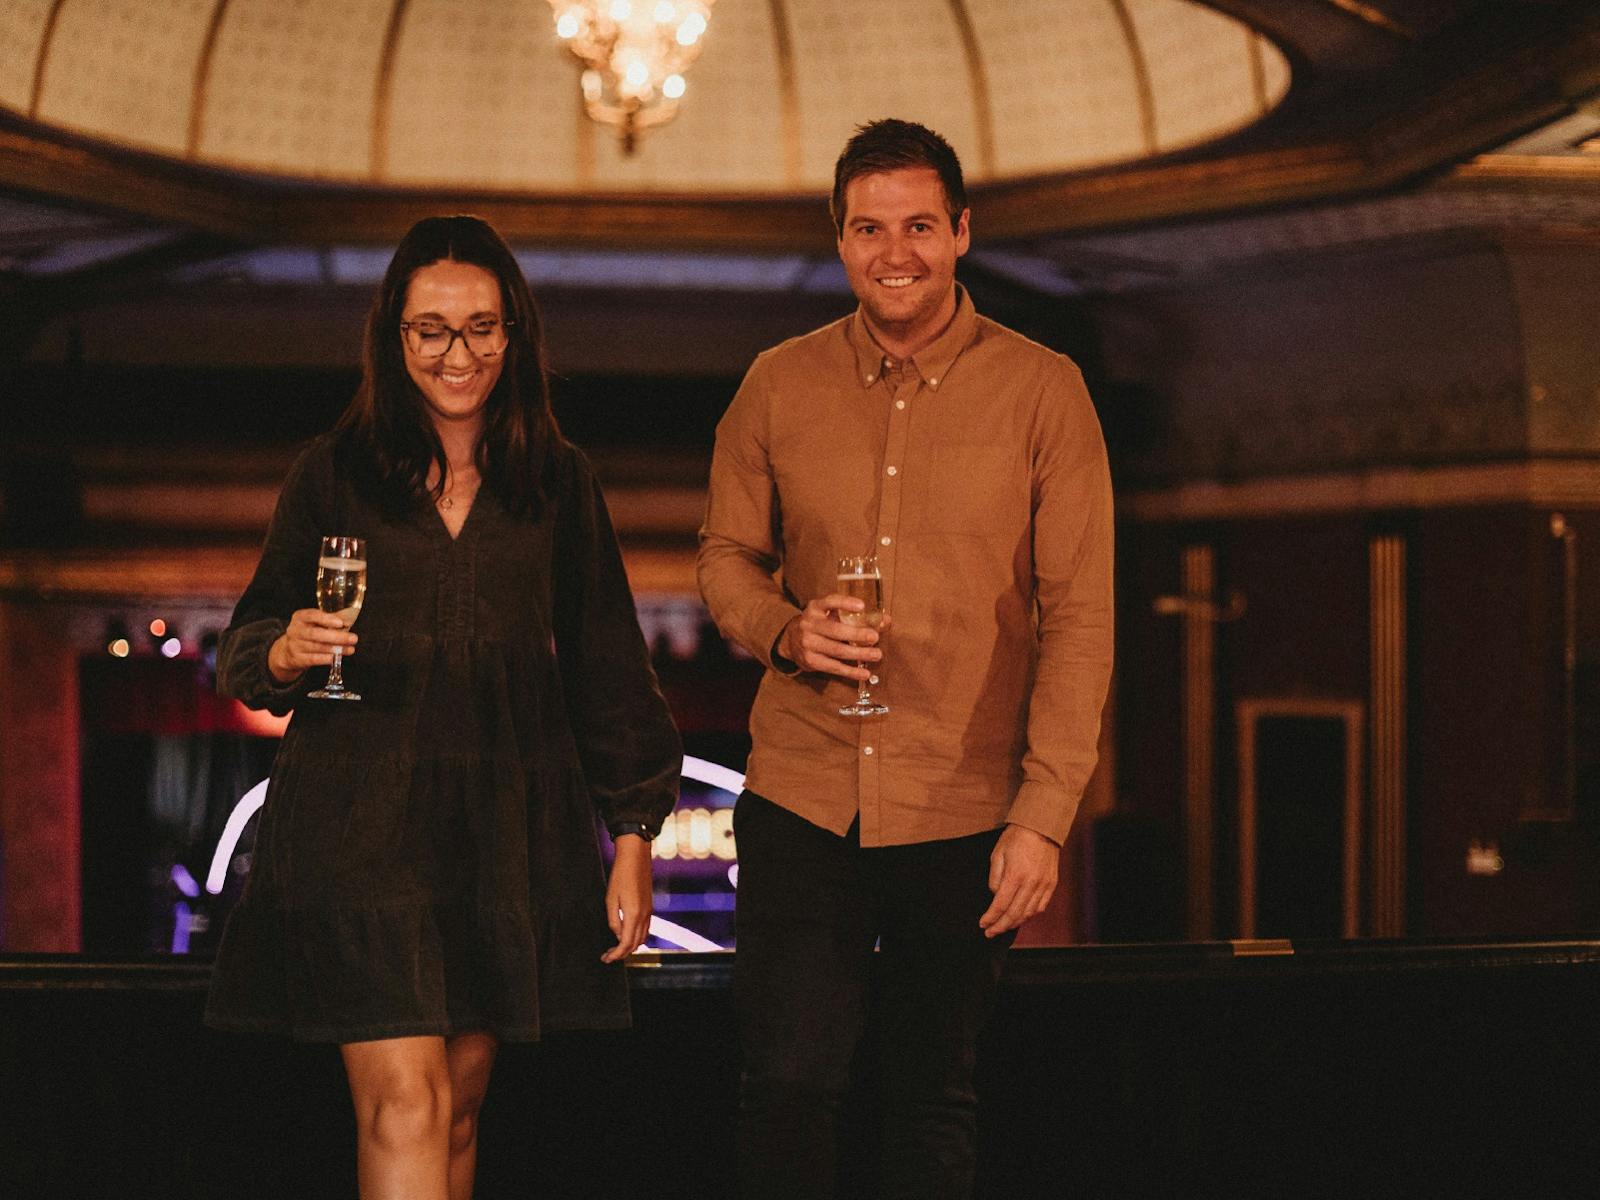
left=601, top=834, right=653, bottom=963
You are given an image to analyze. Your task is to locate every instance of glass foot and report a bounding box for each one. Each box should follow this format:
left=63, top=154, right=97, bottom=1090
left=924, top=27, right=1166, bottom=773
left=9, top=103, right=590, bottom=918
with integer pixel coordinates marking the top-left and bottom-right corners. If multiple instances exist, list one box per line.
left=307, top=687, right=361, bottom=701
left=839, top=698, right=889, bottom=717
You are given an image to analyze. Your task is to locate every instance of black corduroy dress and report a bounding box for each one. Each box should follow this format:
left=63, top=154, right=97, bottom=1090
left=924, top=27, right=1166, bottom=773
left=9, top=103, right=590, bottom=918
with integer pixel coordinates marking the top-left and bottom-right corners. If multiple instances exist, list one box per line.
left=204, top=435, right=680, bottom=1043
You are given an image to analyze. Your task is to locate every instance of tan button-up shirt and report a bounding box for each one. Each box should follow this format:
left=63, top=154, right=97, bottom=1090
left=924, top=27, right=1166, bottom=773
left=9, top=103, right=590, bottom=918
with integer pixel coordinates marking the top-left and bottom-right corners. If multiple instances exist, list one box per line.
left=698, top=289, right=1113, bottom=847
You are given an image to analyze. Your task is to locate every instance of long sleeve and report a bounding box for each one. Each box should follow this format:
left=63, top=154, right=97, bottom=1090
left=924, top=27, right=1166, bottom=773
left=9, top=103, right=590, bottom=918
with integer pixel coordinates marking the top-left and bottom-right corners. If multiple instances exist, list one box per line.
left=553, top=450, right=682, bottom=838
left=1006, top=358, right=1116, bottom=846
left=697, top=354, right=804, bottom=672
left=217, top=442, right=331, bottom=715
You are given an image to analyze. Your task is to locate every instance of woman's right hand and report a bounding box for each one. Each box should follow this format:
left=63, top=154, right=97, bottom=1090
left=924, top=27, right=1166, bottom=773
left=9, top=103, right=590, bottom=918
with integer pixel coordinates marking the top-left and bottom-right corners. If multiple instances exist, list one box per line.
left=267, top=609, right=357, bottom=684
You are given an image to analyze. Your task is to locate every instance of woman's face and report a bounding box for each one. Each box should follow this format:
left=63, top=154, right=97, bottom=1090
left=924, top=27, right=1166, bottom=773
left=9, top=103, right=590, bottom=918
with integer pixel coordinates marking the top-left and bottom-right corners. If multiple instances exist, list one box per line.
left=400, top=259, right=507, bottom=432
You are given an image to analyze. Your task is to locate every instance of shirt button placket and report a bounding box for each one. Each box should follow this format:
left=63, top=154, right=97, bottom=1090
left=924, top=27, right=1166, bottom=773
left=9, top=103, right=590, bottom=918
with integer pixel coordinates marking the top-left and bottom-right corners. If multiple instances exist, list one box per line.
left=859, top=374, right=916, bottom=845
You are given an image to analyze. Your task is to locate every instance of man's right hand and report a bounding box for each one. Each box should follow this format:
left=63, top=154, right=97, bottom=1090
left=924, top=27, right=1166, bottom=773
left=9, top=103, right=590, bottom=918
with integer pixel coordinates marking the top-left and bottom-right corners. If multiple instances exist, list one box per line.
left=776, top=595, right=890, bottom=680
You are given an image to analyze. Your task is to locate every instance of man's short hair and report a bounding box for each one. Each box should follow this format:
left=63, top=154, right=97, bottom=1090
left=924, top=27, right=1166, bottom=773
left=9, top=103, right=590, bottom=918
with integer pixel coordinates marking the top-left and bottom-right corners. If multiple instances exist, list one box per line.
left=830, top=119, right=967, bottom=237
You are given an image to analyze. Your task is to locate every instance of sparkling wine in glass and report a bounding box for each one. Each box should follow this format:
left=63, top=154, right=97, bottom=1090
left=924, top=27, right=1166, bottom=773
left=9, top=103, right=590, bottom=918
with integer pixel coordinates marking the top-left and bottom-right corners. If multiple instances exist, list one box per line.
left=307, top=535, right=366, bottom=701
left=837, top=555, right=888, bottom=717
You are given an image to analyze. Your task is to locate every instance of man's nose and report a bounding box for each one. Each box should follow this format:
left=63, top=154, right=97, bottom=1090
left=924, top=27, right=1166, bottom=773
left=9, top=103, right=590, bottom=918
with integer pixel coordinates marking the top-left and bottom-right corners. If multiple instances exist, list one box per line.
left=881, top=232, right=917, bottom=265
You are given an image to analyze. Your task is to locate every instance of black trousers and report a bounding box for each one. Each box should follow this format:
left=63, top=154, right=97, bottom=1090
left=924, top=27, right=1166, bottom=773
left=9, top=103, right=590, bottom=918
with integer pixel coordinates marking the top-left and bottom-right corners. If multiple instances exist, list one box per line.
left=733, top=791, right=1014, bottom=1200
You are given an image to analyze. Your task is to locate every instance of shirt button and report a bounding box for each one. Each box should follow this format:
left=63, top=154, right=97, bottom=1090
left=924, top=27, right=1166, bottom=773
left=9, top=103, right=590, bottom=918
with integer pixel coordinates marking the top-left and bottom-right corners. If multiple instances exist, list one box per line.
left=886, top=466, right=898, bottom=476
left=869, top=675, right=879, bottom=685
left=896, top=400, right=905, bottom=410
left=929, top=377, right=939, bottom=387
left=865, top=374, right=875, bottom=383
left=863, top=746, right=874, bottom=756
left=880, top=536, right=892, bottom=546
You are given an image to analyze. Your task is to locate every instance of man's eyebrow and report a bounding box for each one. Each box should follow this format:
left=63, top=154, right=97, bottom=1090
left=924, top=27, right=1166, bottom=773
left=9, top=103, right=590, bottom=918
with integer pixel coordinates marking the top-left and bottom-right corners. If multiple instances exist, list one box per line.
left=848, top=212, right=943, bottom=226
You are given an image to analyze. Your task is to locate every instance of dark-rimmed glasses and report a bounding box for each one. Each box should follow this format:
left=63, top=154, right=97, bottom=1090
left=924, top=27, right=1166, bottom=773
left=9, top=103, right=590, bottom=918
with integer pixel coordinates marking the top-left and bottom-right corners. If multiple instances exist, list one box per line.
left=399, top=318, right=513, bottom=359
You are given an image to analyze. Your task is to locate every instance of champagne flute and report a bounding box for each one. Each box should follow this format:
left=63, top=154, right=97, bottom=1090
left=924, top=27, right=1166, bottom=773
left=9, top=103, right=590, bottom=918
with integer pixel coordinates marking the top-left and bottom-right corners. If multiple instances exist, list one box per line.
left=307, top=535, right=367, bottom=701
left=837, top=555, right=888, bottom=717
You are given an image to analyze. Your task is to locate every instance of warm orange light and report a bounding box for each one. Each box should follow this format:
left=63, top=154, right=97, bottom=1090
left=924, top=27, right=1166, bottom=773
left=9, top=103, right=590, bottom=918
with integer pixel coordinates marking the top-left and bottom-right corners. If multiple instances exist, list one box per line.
left=148, top=618, right=167, bottom=637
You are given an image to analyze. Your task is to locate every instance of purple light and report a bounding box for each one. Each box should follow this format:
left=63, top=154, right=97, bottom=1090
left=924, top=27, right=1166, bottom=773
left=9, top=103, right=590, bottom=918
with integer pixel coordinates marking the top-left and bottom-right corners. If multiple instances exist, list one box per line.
left=170, top=863, right=200, bottom=898
left=171, top=901, right=191, bottom=954
left=160, top=637, right=182, bottom=658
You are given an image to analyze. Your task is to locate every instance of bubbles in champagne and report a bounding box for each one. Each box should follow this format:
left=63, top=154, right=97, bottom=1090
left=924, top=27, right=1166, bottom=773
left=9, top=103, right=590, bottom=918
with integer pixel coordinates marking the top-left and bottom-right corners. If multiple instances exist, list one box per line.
left=316, top=557, right=367, bottom=626
left=836, top=571, right=884, bottom=628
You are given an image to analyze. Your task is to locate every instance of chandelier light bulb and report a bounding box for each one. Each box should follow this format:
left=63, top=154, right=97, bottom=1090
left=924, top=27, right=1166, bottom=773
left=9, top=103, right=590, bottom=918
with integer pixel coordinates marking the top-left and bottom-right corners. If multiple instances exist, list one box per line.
left=548, top=0, right=714, bottom=152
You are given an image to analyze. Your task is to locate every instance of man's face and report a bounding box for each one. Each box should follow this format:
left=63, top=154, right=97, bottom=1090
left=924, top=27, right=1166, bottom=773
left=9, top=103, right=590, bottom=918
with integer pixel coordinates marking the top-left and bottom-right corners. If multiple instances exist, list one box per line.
left=837, top=166, right=969, bottom=349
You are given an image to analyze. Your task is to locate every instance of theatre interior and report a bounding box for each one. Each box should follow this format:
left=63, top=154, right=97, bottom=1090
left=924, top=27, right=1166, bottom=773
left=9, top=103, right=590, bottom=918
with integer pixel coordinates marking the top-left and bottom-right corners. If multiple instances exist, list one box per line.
left=4, top=0, right=1600, bottom=1195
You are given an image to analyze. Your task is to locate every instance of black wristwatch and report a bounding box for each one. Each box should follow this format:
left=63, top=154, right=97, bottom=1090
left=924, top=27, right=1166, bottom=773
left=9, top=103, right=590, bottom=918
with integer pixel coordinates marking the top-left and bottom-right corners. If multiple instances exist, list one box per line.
left=611, top=822, right=655, bottom=843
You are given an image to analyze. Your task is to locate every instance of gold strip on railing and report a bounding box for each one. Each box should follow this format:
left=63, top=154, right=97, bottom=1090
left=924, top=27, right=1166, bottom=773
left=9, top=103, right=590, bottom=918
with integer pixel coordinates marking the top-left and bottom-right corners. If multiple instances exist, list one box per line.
left=1183, top=544, right=1216, bottom=939
left=1368, top=534, right=1406, bottom=936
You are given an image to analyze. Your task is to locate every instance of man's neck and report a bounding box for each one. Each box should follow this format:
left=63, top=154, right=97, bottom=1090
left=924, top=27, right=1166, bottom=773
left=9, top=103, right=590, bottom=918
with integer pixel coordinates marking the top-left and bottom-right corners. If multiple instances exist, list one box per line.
left=862, top=287, right=959, bottom=363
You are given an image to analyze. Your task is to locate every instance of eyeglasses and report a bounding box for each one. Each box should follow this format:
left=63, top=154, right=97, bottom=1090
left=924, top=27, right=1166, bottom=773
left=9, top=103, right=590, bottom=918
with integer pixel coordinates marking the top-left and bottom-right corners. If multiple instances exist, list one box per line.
left=399, top=317, right=513, bottom=359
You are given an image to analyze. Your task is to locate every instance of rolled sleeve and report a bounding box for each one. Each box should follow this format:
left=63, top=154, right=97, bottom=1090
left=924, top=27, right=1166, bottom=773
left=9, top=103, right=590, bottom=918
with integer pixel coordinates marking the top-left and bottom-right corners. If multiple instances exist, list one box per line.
left=1009, top=359, right=1116, bottom=846
left=697, top=354, right=803, bottom=672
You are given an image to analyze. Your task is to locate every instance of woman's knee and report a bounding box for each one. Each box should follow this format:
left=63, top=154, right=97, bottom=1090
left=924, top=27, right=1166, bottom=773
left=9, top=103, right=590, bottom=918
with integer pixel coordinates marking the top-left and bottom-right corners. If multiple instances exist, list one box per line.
left=448, top=1107, right=480, bottom=1157
left=360, top=1074, right=450, bottom=1151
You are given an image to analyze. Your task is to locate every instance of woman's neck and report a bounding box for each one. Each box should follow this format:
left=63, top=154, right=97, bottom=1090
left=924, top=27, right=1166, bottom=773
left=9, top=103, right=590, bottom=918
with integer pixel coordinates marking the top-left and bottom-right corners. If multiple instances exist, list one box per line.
left=432, top=417, right=482, bottom=477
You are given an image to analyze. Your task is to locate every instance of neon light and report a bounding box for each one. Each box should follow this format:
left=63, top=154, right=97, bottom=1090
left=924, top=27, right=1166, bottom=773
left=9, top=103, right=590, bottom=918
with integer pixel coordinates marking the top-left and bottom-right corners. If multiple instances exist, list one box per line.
left=170, top=863, right=200, bottom=898
left=172, top=901, right=191, bottom=954
left=206, top=778, right=267, bottom=894
left=646, top=915, right=721, bottom=952
left=681, top=754, right=744, bottom=796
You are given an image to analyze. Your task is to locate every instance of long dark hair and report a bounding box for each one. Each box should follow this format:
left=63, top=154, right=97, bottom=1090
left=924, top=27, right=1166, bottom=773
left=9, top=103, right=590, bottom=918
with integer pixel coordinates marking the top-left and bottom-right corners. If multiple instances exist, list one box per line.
left=335, top=214, right=567, bottom=519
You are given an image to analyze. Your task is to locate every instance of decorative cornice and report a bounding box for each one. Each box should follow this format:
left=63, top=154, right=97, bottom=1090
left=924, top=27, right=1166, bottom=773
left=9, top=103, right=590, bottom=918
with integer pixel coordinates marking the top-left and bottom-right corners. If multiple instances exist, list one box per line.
left=1123, top=459, right=1600, bottom=522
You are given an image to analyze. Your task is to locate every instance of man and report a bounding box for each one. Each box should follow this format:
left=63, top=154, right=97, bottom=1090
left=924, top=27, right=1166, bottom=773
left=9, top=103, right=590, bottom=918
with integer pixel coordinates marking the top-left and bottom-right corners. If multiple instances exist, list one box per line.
left=698, top=119, right=1114, bottom=1199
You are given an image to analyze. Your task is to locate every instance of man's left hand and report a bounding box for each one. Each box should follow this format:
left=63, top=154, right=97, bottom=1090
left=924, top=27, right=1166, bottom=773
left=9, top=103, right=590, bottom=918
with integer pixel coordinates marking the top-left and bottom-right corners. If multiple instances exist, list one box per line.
left=979, top=824, right=1060, bottom=938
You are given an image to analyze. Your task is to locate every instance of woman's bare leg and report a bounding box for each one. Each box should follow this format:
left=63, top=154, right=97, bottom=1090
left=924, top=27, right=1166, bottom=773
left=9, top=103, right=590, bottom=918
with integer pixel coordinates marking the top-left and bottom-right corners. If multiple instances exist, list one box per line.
left=444, top=1031, right=498, bottom=1200
left=342, top=1036, right=451, bottom=1200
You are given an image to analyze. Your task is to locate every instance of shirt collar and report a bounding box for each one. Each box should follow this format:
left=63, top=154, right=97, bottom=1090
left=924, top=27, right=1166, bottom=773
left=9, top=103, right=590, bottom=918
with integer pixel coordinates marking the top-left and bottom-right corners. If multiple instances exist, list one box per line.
left=847, top=284, right=979, bottom=392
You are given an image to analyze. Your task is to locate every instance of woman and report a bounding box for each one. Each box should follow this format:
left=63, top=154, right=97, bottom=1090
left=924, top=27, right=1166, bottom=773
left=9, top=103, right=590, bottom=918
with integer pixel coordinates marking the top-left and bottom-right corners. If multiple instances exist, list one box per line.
left=205, top=215, right=681, bottom=1199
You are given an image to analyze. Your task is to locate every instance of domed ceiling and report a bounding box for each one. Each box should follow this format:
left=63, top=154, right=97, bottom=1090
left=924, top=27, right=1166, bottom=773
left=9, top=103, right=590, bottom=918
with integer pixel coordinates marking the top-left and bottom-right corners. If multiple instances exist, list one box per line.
left=1, top=0, right=1289, bottom=194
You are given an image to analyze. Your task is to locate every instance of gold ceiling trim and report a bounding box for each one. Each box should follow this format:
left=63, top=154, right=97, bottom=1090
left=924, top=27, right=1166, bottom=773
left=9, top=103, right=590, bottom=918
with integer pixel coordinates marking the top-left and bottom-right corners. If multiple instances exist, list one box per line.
left=766, top=0, right=802, bottom=189
left=945, top=0, right=996, bottom=179
left=28, top=0, right=69, bottom=121
left=575, top=63, right=597, bottom=187
left=186, top=0, right=231, bottom=159
left=1249, top=32, right=1269, bottom=114
left=370, top=0, right=412, bottom=182
left=1322, top=0, right=1415, bottom=40
left=1108, top=0, right=1158, bottom=156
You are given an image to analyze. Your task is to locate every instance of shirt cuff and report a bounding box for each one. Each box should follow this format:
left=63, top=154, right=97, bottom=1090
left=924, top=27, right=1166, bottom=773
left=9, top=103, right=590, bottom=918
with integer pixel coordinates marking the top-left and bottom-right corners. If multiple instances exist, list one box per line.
left=609, top=821, right=656, bottom=843
left=751, top=598, right=803, bottom=675
left=1005, top=780, right=1076, bottom=847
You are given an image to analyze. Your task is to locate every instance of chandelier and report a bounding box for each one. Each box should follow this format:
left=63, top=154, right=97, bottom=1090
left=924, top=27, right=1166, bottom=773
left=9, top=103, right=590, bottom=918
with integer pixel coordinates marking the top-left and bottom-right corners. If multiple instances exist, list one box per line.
left=547, top=1, right=716, bottom=154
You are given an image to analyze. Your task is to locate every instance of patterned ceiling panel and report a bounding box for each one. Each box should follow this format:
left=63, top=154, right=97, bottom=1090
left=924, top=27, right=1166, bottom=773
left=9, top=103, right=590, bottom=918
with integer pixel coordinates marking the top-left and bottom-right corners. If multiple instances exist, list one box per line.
left=0, top=0, right=1290, bottom=193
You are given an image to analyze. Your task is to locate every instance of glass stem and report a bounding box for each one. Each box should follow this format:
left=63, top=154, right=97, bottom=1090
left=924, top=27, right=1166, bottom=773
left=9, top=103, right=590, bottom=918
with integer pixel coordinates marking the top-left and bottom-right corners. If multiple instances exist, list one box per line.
left=328, top=648, right=345, bottom=690
left=859, top=663, right=870, bottom=703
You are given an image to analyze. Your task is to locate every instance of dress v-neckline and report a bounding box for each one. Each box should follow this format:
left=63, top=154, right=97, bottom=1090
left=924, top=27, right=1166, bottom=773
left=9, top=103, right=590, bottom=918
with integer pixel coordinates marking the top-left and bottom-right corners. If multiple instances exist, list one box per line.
left=431, top=490, right=481, bottom=544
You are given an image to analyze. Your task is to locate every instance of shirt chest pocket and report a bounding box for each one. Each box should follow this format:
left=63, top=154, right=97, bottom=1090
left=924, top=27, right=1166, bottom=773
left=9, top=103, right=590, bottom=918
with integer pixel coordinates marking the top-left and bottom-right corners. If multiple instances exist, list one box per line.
left=912, top=443, right=1027, bottom=536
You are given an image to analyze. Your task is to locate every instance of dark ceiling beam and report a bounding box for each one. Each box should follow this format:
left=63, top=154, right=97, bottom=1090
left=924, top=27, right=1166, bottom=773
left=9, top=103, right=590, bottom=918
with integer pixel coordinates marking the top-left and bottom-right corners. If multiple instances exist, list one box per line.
left=12, top=229, right=248, bottom=360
